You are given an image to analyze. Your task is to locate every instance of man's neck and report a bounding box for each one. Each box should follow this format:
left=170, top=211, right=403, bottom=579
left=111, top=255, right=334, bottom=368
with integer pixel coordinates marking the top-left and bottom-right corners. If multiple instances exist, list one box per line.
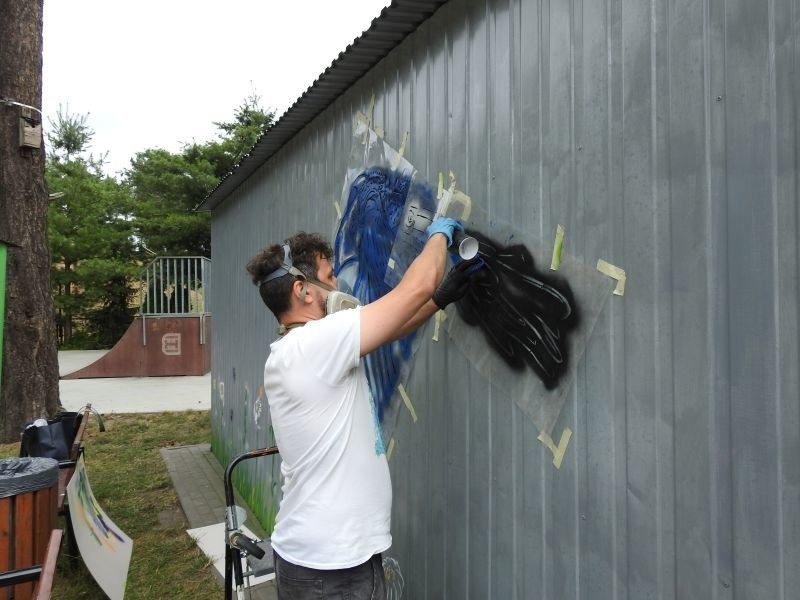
left=278, top=306, right=323, bottom=333
left=278, top=322, right=306, bottom=336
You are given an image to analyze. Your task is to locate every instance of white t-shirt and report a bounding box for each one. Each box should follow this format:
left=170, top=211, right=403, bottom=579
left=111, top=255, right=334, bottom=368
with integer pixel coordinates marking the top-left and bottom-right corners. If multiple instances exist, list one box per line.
left=263, top=306, right=392, bottom=569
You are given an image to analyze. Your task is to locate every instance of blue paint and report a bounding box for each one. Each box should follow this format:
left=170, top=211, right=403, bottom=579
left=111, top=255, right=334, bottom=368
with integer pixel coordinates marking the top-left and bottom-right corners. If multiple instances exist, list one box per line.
left=334, top=167, right=416, bottom=422
left=368, top=390, right=386, bottom=455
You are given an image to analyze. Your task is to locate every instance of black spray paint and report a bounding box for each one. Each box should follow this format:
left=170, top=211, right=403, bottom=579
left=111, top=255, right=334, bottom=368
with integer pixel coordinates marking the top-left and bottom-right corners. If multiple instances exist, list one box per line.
left=455, top=230, right=580, bottom=390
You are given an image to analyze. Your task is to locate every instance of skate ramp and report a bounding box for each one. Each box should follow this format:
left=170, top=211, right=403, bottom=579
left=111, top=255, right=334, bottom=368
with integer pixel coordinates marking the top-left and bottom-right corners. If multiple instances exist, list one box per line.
left=62, top=315, right=211, bottom=379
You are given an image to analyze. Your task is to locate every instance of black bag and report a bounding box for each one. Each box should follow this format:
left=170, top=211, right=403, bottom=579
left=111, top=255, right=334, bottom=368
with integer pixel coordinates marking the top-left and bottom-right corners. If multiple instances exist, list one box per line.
left=19, top=412, right=82, bottom=462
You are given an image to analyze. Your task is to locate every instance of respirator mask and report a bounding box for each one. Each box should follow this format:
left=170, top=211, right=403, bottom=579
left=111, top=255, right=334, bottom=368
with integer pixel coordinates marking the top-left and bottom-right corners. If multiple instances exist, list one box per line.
left=259, top=245, right=361, bottom=317
left=324, top=289, right=360, bottom=314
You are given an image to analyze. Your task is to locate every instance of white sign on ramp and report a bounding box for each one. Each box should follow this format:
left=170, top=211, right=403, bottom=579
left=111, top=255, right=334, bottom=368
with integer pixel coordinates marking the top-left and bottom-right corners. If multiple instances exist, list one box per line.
left=66, top=455, right=133, bottom=600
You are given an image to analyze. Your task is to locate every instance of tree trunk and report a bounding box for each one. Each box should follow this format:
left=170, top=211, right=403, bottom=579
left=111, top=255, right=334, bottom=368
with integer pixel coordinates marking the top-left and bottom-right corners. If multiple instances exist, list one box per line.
left=0, top=0, right=60, bottom=442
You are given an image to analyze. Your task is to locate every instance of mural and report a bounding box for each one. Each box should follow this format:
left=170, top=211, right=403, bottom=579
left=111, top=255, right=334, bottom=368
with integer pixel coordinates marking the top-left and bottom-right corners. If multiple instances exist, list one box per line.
left=453, top=229, right=578, bottom=390
left=334, top=166, right=419, bottom=423
left=335, top=115, right=614, bottom=441
left=334, top=116, right=430, bottom=441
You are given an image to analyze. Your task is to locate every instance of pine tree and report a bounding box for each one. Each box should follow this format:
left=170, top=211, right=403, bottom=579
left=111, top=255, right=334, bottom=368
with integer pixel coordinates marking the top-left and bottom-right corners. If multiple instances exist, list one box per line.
left=0, top=0, right=60, bottom=440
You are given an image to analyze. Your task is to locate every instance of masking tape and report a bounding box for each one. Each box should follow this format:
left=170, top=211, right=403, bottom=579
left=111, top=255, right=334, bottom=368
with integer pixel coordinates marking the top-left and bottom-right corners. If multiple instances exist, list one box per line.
left=435, top=174, right=455, bottom=217
left=537, top=427, right=572, bottom=469
left=446, top=171, right=456, bottom=200
left=445, top=172, right=457, bottom=211
left=390, top=131, right=410, bottom=170
left=433, top=171, right=463, bottom=218
left=368, top=94, right=375, bottom=123
left=451, top=189, right=472, bottom=221
left=334, top=201, right=342, bottom=221
left=432, top=309, right=448, bottom=342
left=397, top=383, right=418, bottom=423
left=550, top=225, right=565, bottom=271
left=398, top=131, right=409, bottom=158
left=354, top=110, right=370, bottom=134
left=596, top=259, right=627, bottom=296
left=387, top=437, right=396, bottom=460
left=359, top=95, right=375, bottom=144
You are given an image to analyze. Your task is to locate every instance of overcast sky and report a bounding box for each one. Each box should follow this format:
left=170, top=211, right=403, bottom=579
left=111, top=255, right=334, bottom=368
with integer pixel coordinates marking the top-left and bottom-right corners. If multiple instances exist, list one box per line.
left=43, top=0, right=392, bottom=177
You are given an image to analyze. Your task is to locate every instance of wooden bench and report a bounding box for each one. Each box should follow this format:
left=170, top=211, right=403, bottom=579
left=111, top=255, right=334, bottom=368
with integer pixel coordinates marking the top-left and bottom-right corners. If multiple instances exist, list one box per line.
left=32, top=529, right=62, bottom=599
left=55, top=405, right=92, bottom=514
left=0, top=529, right=63, bottom=600
left=56, top=405, right=101, bottom=567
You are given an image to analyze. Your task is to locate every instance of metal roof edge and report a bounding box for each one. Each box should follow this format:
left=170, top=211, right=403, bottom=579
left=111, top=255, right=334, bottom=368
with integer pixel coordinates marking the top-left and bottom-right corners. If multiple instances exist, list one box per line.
left=197, top=0, right=450, bottom=212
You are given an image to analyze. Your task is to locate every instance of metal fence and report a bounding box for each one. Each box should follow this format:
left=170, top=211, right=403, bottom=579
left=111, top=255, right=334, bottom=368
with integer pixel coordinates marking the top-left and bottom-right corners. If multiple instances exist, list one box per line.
left=137, top=256, right=210, bottom=316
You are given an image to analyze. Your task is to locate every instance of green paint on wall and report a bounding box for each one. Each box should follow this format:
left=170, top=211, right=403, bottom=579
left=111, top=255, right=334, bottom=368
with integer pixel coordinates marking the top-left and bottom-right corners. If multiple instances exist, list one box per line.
left=214, top=432, right=280, bottom=536
left=234, top=469, right=270, bottom=535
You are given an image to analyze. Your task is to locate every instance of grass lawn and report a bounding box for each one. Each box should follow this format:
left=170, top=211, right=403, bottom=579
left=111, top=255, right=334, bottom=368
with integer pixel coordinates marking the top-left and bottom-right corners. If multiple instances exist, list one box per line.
left=0, top=411, right=221, bottom=599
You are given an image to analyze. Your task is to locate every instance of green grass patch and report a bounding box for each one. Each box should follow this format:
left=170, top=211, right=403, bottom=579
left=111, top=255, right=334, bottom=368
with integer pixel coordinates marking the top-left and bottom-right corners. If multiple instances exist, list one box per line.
left=1, top=411, right=221, bottom=599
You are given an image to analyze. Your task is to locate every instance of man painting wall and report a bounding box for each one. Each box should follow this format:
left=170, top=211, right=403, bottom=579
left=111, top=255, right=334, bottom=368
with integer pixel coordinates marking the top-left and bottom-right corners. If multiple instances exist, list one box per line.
left=246, top=217, right=477, bottom=599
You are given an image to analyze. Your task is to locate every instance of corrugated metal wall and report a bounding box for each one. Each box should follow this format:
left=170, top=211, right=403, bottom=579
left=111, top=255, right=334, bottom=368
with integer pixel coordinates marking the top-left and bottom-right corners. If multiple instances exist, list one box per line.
left=209, top=0, right=800, bottom=597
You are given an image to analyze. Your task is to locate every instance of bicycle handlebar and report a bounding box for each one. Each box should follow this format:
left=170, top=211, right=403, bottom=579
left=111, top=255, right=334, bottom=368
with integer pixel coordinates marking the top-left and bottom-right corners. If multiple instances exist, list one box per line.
left=229, top=532, right=265, bottom=559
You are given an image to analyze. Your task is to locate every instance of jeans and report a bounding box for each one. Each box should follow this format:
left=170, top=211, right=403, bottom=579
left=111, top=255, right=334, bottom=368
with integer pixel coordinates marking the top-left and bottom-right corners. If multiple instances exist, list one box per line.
left=274, top=552, right=386, bottom=600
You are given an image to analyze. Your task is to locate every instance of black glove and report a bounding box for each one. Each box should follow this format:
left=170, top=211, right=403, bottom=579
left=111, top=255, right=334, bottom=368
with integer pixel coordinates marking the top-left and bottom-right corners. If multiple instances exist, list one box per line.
left=433, top=258, right=484, bottom=309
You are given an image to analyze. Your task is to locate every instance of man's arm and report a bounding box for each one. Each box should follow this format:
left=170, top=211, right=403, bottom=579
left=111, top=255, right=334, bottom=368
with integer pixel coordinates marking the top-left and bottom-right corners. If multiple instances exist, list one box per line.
left=359, top=234, right=448, bottom=356
left=393, top=299, right=440, bottom=340
left=390, top=255, right=484, bottom=341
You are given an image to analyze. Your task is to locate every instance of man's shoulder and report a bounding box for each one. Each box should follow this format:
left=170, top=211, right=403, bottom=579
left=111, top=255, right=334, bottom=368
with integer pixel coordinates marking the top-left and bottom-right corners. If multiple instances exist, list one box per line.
left=267, top=308, right=362, bottom=383
left=271, top=308, right=360, bottom=353
left=308, top=306, right=361, bottom=332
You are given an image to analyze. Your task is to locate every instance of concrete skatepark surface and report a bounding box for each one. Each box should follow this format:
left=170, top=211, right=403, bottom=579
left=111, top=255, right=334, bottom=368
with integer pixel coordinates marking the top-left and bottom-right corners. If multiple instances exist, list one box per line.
left=58, top=350, right=211, bottom=413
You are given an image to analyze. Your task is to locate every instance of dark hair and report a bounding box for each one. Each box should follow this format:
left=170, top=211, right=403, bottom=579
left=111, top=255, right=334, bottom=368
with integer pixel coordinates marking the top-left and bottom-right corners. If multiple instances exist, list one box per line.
left=246, top=232, right=332, bottom=318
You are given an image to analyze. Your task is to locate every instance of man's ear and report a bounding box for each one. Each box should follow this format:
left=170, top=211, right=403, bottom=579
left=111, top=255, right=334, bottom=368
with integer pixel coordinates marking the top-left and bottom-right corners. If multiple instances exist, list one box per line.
left=293, top=279, right=308, bottom=303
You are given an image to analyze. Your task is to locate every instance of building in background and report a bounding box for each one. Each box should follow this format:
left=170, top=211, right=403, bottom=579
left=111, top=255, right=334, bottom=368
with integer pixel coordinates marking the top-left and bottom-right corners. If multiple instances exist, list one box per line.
left=199, top=0, right=800, bottom=597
